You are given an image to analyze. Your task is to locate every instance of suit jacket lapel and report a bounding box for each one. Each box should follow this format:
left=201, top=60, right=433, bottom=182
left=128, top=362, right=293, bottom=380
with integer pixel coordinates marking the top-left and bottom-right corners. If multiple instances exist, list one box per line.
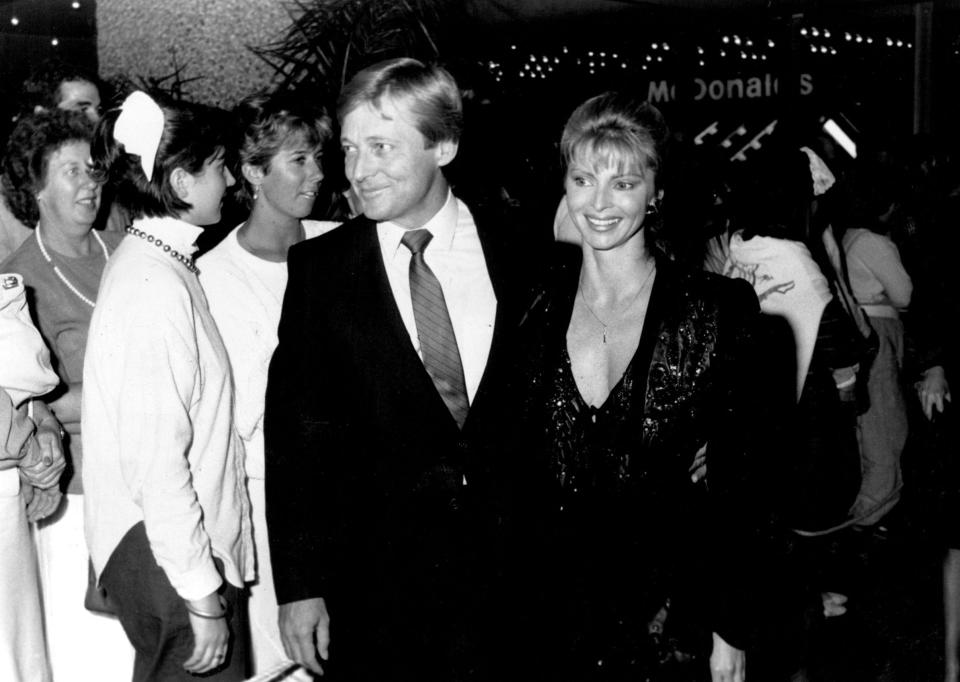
left=355, top=218, right=462, bottom=433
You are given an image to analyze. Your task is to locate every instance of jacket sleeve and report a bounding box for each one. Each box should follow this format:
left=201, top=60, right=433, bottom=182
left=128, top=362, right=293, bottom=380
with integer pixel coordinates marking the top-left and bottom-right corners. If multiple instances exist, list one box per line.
left=264, top=243, right=345, bottom=605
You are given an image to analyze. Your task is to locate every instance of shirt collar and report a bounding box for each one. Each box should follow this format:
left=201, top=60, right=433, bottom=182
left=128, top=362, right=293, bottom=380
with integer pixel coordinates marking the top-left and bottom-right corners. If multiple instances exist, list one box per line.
left=378, top=190, right=458, bottom=259
left=134, top=216, right=204, bottom=257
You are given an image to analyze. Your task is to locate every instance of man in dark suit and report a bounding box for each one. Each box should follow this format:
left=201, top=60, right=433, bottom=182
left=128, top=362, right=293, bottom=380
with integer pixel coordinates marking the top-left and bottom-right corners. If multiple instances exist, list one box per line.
left=264, top=58, right=532, bottom=680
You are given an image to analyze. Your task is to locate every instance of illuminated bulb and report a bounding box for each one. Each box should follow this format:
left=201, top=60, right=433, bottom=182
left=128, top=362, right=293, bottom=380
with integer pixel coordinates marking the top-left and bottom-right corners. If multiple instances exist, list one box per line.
left=652, top=43, right=659, bottom=50
left=720, top=50, right=726, bottom=57
left=857, top=35, right=864, bottom=43
left=740, top=51, right=746, bottom=59
left=800, top=28, right=808, bottom=36
left=768, top=39, right=775, bottom=48
left=820, top=45, right=828, bottom=53
left=811, top=27, right=819, bottom=37
left=896, top=40, right=903, bottom=47
left=663, top=43, right=670, bottom=50
left=746, top=39, right=753, bottom=47
left=699, top=60, right=705, bottom=67
left=600, top=62, right=606, bottom=67
left=562, top=46, right=568, bottom=53
left=589, top=62, right=595, bottom=68
left=621, top=63, right=627, bottom=68
left=542, top=56, right=548, bottom=62
left=600, top=52, right=606, bottom=57
left=733, top=36, right=741, bottom=45
left=761, top=54, right=767, bottom=60
left=886, top=37, right=894, bottom=46
left=697, top=46, right=704, bottom=54
left=10, top=16, right=19, bottom=25
left=646, top=55, right=652, bottom=62
left=588, top=51, right=594, bottom=57
left=656, top=55, right=663, bottom=62
left=866, top=37, right=873, bottom=44
left=612, top=53, right=618, bottom=59
left=907, top=42, right=913, bottom=48
left=554, top=58, right=559, bottom=64
left=511, top=44, right=517, bottom=50
left=824, top=30, right=831, bottom=38
left=722, top=36, right=730, bottom=44
left=519, top=71, right=525, bottom=77
left=72, top=1, right=81, bottom=7
left=51, top=37, right=59, bottom=46
left=830, top=48, right=837, bottom=55
left=810, top=45, right=818, bottom=53
left=642, top=64, right=647, bottom=70
left=845, top=32, right=852, bottom=41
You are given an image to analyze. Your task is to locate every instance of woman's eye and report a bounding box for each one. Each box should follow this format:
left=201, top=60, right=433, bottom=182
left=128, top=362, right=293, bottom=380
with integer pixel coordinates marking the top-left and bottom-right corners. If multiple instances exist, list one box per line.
left=571, top=176, right=588, bottom=187
left=615, top=181, right=635, bottom=190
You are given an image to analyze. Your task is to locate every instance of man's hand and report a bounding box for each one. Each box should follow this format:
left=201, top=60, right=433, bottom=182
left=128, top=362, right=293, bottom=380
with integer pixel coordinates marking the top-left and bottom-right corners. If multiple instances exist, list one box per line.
left=279, top=597, right=330, bottom=675
left=917, top=365, right=951, bottom=421
left=710, top=631, right=746, bottom=682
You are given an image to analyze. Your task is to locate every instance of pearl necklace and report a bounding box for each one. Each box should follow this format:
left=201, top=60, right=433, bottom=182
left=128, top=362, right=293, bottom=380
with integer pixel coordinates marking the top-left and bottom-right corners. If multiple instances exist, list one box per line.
left=35, top=225, right=109, bottom=309
left=125, top=225, right=200, bottom=274
left=578, top=264, right=656, bottom=344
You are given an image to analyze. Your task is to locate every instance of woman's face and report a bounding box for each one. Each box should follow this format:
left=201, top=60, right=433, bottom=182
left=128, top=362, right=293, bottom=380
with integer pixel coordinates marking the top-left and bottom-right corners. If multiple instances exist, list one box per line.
left=181, top=152, right=235, bottom=226
left=564, top=149, right=659, bottom=253
left=36, top=140, right=101, bottom=235
left=256, top=133, right=323, bottom=220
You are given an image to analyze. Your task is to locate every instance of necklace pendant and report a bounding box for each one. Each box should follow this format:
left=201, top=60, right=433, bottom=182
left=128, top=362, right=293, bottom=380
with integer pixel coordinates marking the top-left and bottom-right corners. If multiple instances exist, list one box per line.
left=602, top=327, right=608, bottom=344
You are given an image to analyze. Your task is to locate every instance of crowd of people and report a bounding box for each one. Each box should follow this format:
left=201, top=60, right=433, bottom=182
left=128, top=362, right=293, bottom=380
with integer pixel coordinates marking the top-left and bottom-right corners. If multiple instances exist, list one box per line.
left=0, top=51, right=955, bottom=682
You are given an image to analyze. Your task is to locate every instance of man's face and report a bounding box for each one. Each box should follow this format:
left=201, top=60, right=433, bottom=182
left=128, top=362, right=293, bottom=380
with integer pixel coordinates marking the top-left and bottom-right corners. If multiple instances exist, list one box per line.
left=57, top=79, right=101, bottom=123
left=340, top=96, right=456, bottom=229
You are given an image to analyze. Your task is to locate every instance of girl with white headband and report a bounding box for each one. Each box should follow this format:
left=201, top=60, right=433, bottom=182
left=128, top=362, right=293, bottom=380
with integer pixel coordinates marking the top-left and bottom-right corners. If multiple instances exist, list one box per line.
left=82, top=90, right=254, bottom=680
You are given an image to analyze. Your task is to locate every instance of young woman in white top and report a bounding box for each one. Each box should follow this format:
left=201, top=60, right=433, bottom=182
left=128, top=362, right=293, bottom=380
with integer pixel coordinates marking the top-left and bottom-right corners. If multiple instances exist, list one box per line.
left=198, top=92, right=337, bottom=675
left=83, top=91, right=254, bottom=681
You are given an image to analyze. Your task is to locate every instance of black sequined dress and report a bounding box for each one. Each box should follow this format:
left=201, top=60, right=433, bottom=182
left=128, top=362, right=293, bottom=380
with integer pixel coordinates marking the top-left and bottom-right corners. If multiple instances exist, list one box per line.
left=516, top=246, right=765, bottom=681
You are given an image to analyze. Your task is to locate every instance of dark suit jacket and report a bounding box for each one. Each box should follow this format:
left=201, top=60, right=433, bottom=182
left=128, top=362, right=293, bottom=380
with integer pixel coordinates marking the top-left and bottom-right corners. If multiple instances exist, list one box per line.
left=264, top=204, right=535, bottom=679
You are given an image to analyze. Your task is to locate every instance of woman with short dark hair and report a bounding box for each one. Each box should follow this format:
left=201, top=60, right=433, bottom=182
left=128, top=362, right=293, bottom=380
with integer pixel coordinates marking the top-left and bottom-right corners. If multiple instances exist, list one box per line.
left=83, top=91, right=252, bottom=681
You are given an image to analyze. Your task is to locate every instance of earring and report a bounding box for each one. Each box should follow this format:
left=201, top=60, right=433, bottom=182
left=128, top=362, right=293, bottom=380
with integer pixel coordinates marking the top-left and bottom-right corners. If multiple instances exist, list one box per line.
left=252, top=185, right=260, bottom=201
left=646, top=201, right=659, bottom=216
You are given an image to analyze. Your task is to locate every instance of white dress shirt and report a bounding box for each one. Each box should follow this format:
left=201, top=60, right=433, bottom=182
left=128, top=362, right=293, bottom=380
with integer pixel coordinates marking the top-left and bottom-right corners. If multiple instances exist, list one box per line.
left=377, top=191, right=497, bottom=403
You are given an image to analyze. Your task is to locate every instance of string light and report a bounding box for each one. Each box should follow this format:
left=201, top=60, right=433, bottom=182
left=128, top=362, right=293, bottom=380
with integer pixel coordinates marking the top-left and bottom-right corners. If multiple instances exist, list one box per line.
left=72, top=1, right=81, bottom=8
left=10, top=16, right=19, bottom=25
left=51, top=37, right=59, bottom=46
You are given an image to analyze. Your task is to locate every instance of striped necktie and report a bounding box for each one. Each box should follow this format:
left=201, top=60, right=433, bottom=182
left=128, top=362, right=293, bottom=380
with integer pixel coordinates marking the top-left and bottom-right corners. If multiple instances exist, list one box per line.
left=401, top=229, right=469, bottom=428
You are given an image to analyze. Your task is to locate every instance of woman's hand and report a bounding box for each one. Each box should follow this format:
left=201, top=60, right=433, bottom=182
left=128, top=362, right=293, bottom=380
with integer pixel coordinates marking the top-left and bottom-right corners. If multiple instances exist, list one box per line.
left=710, top=631, right=746, bottom=682
left=182, top=593, right=230, bottom=675
left=916, top=365, right=951, bottom=421
left=18, top=429, right=66, bottom=490
left=25, top=486, right=62, bottom=522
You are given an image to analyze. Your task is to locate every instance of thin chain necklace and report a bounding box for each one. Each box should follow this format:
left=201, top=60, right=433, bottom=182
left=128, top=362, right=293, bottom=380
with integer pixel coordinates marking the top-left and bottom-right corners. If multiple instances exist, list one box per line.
left=125, top=225, right=200, bottom=275
left=578, top=264, right=656, bottom=344
left=35, top=225, right=109, bottom=309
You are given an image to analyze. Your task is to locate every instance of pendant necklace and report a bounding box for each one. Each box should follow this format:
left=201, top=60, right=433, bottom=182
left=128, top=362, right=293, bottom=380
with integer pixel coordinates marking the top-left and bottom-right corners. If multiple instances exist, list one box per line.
left=578, top=264, right=656, bottom=344
left=35, top=225, right=109, bottom=309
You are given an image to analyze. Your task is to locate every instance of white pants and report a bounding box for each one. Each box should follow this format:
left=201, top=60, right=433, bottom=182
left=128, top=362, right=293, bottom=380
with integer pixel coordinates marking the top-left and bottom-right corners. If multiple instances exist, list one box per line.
left=0, top=469, right=51, bottom=682
left=35, top=493, right=134, bottom=682
left=248, top=477, right=291, bottom=673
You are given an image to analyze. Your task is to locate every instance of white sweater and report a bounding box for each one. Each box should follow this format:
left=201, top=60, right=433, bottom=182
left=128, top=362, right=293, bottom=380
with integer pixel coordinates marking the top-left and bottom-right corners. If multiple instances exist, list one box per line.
left=198, top=220, right=338, bottom=480
left=83, top=217, right=254, bottom=600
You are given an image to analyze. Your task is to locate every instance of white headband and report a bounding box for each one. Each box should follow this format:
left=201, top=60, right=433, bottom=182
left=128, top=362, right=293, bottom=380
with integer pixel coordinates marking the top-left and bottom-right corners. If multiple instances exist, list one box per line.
left=114, top=91, right=164, bottom=181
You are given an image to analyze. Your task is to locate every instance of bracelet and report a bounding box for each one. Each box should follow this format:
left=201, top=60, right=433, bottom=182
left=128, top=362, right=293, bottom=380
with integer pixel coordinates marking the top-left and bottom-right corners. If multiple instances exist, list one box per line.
left=184, top=595, right=228, bottom=619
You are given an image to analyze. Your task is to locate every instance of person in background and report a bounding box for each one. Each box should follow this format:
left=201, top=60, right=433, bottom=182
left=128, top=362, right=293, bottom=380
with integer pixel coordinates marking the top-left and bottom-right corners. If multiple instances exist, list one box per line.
left=0, top=108, right=133, bottom=680
left=836, top=170, right=913, bottom=534
left=198, top=91, right=337, bottom=675
left=83, top=91, right=253, bottom=681
left=2, top=59, right=124, bottom=264
left=0, top=270, right=65, bottom=681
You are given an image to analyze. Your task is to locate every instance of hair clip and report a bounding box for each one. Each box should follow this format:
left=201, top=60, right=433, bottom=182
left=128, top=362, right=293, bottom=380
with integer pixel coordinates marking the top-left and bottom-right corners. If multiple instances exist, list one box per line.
left=114, top=91, right=164, bottom=181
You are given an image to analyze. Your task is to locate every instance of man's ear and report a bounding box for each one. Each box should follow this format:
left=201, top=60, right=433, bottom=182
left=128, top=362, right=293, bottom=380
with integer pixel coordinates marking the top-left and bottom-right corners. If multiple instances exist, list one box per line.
left=435, top=139, right=459, bottom=168
left=170, top=167, right=192, bottom=201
